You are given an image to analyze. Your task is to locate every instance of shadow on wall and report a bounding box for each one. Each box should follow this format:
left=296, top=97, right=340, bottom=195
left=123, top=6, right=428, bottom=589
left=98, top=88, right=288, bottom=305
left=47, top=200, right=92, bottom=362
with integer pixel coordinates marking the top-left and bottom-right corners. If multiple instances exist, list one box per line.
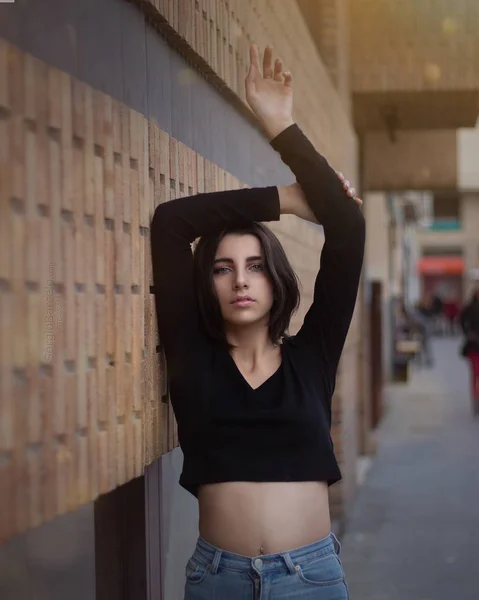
left=0, top=505, right=95, bottom=600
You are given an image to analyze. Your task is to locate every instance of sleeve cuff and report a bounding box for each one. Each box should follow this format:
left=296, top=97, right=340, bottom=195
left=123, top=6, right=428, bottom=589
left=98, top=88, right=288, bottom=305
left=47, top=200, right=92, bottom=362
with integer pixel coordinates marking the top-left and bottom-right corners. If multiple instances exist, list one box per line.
left=269, top=123, right=301, bottom=153
left=264, top=185, right=281, bottom=222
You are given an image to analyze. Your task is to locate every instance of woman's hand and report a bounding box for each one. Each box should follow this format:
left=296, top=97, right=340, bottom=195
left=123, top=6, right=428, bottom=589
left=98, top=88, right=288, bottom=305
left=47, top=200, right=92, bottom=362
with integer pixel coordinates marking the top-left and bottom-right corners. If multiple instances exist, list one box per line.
left=245, top=44, right=294, bottom=140
left=278, top=183, right=318, bottom=223
left=279, top=179, right=362, bottom=223
left=335, top=172, right=363, bottom=207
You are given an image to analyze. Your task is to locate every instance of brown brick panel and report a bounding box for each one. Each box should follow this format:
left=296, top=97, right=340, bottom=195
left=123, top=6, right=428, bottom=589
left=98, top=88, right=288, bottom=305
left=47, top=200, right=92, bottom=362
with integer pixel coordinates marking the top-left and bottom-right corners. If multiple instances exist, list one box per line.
left=134, top=0, right=357, bottom=172
left=0, top=0, right=366, bottom=538
left=0, top=39, right=348, bottom=540
left=297, top=0, right=349, bottom=97
left=0, top=41, right=175, bottom=540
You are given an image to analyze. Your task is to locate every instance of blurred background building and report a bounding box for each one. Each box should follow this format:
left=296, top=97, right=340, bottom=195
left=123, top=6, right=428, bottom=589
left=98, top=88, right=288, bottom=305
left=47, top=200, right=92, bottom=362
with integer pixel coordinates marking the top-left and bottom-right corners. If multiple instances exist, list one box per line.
left=0, top=1, right=478, bottom=599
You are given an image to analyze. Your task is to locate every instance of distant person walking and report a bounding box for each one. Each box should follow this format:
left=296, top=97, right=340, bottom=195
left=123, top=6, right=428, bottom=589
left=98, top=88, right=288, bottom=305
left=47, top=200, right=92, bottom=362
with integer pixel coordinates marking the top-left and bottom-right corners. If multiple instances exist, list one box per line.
left=459, top=290, right=479, bottom=415
left=443, top=297, right=460, bottom=335
left=413, top=300, right=434, bottom=366
left=431, top=293, right=444, bottom=335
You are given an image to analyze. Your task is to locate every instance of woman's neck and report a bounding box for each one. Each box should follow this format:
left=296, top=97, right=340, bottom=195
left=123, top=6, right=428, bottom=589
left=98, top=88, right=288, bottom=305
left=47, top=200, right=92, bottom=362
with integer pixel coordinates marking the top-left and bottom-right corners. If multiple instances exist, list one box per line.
left=225, top=323, right=277, bottom=365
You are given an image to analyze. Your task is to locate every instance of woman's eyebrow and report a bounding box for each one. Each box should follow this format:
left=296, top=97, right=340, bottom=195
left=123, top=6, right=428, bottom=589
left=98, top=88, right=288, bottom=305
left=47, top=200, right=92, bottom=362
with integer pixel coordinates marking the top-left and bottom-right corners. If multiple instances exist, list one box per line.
left=213, top=257, right=233, bottom=264
left=213, top=255, right=262, bottom=264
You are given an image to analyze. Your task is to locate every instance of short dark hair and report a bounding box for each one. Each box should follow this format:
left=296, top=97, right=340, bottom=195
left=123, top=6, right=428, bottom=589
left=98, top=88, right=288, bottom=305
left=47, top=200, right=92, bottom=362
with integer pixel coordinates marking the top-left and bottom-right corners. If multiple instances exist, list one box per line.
left=193, top=222, right=300, bottom=346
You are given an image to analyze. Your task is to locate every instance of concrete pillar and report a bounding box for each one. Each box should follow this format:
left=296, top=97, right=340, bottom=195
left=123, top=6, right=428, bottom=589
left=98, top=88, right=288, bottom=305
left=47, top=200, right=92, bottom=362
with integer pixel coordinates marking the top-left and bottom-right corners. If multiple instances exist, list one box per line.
left=364, top=192, right=393, bottom=381
left=458, top=119, right=479, bottom=191
left=403, top=225, right=421, bottom=306
left=462, top=194, right=479, bottom=298
left=458, top=118, right=479, bottom=298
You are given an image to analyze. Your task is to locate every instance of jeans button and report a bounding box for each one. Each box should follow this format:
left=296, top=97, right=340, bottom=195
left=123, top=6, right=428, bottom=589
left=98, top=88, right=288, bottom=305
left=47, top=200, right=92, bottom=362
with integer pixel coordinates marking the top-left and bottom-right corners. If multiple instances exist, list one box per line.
left=254, top=558, right=263, bottom=568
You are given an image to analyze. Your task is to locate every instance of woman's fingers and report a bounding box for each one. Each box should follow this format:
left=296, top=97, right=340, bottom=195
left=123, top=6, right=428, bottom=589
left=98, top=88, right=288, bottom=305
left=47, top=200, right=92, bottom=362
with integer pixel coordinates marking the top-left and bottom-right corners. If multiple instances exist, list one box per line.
left=274, top=58, right=284, bottom=81
left=336, top=171, right=362, bottom=206
left=246, top=44, right=261, bottom=94
left=263, top=45, right=274, bottom=79
left=250, top=44, right=260, bottom=71
left=249, top=44, right=292, bottom=89
left=246, top=44, right=259, bottom=85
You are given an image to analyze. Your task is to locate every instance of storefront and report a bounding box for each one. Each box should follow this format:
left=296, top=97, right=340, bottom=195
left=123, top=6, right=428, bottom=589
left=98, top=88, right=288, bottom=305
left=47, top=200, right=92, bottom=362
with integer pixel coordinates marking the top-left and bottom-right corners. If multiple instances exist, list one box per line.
left=417, top=256, right=465, bottom=303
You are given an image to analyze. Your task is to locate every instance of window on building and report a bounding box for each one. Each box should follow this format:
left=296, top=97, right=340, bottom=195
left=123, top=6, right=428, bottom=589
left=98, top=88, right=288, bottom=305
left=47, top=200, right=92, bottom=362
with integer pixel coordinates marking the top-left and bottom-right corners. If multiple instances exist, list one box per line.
left=433, top=192, right=460, bottom=219
left=422, top=246, right=463, bottom=257
left=429, top=191, right=461, bottom=230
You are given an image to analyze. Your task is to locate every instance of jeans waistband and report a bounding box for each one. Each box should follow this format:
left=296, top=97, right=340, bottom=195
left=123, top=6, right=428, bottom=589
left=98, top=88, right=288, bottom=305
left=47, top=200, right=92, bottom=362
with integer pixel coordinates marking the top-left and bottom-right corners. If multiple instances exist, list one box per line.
left=192, top=532, right=341, bottom=575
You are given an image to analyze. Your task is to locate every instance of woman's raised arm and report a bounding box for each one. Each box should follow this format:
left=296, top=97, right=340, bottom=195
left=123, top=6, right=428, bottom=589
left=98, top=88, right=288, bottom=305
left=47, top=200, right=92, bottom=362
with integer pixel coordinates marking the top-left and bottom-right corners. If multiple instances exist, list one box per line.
left=244, top=44, right=365, bottom=389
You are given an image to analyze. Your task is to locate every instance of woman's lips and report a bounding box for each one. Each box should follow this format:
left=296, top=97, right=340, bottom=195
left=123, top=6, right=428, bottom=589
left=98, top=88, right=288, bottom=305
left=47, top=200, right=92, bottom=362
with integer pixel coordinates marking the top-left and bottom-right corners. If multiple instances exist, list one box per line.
left=232, top=297, right=255, bottom=307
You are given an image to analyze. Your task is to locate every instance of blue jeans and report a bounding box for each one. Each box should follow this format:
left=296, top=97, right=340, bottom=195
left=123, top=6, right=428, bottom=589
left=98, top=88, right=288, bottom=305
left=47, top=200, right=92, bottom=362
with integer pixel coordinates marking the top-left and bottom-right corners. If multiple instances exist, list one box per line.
left=184, top=532, right=350, bottom=599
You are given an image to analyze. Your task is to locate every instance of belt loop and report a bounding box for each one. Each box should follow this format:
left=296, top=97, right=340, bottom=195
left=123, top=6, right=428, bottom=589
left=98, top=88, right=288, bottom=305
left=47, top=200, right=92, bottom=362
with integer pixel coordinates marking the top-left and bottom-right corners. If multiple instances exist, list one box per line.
left=331, top=532, right=341, bottom=556
left=210, top=548, right=222, bottom=574
left=281, top=552, right=297, bottom=575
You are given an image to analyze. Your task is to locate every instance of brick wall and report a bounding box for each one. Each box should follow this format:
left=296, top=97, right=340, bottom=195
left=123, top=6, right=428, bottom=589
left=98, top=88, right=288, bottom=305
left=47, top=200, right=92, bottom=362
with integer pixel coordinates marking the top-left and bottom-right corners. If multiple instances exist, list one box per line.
left=297, top=0, right=352, bottom=115
left=329, top=298, right=361, bottom=519
left=0, top=41, right=171, bottom=539
left=0, top=0, right=364, bottom=540
left=139, top=0, right=358, bottom=167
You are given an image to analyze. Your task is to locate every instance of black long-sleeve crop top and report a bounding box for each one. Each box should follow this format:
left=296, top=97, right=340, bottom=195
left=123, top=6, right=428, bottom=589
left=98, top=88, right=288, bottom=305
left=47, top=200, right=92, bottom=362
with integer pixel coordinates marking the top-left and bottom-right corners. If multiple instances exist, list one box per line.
left=150, top=124, right=365, bottom=497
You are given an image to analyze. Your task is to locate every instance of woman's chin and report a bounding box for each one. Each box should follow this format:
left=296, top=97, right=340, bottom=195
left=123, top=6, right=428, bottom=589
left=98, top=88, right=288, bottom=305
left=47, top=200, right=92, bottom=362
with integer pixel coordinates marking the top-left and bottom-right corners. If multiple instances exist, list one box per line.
left=224, top=311, right=268, bottom=329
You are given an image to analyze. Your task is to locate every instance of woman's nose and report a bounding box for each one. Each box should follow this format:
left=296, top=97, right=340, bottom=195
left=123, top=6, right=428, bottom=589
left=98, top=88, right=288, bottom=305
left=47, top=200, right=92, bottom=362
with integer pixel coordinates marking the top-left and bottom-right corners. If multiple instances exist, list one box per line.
left=234, top=271, right=248, bottom=289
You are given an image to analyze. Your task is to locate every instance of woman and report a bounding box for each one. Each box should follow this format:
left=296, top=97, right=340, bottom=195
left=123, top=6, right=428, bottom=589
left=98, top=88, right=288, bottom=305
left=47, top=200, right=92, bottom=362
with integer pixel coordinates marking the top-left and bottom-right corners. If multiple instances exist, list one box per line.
left=151, top=44, right=365, bottom=599
left=460, top=290, right=479, bottom=415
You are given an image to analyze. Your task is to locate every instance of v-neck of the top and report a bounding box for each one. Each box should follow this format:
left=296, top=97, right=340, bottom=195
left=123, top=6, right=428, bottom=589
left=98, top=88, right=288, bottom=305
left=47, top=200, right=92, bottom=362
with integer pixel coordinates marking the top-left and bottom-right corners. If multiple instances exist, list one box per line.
left=227, top=347, right=284, bottom=392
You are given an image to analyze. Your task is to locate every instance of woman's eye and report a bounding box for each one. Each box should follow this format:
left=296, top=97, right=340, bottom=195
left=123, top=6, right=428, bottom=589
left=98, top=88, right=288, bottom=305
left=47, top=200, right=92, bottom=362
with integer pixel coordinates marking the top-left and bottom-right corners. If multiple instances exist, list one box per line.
left=250, top=264, right=263, bottom=272
left=213, top=266, right=230, bottom=275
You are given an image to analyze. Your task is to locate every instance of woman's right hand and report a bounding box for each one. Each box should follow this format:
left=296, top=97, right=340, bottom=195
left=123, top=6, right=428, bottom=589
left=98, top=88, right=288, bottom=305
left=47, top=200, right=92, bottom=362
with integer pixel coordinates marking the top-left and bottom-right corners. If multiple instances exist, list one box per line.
left=279, top=178, right=362, bottom=222
left=279, top=183, right=318, bottom=223
left=245, top=44, right=294, bottom=140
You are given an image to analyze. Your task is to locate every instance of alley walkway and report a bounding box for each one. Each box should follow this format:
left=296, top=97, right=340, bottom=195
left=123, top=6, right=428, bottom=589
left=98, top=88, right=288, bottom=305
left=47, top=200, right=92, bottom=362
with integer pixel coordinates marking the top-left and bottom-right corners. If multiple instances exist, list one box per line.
left=341, top=337, right=479, bottom=600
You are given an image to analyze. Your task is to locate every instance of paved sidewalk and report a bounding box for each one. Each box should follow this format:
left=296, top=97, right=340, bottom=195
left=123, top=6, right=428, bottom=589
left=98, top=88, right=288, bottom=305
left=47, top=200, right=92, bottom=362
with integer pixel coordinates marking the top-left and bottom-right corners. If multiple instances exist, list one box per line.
left=341, top=337, right=479, bottom=600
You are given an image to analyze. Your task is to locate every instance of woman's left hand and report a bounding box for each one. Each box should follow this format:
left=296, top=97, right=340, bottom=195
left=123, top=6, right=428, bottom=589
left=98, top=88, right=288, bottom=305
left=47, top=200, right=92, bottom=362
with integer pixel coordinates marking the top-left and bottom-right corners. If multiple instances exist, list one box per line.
left=335, top=172, right=363, bottom=207
left=245, top=44, right=294, bottom=140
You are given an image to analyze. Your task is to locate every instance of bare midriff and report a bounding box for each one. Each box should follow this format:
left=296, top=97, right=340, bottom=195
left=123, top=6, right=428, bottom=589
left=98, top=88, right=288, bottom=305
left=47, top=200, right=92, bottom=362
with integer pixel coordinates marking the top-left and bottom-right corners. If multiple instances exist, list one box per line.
left=198, top=481, right=331, bottom=557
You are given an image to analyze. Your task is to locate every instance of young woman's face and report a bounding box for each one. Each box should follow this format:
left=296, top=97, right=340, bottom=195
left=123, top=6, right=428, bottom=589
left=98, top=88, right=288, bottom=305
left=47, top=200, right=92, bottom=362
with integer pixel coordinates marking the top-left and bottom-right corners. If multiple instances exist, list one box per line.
left=213, top=233, right=274, bottom=329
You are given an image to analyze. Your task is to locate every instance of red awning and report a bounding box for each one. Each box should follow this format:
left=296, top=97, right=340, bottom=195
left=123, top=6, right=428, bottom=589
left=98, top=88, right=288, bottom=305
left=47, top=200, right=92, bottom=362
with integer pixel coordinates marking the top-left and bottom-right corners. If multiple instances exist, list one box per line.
left=417, top=256, right=464, bottom=275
